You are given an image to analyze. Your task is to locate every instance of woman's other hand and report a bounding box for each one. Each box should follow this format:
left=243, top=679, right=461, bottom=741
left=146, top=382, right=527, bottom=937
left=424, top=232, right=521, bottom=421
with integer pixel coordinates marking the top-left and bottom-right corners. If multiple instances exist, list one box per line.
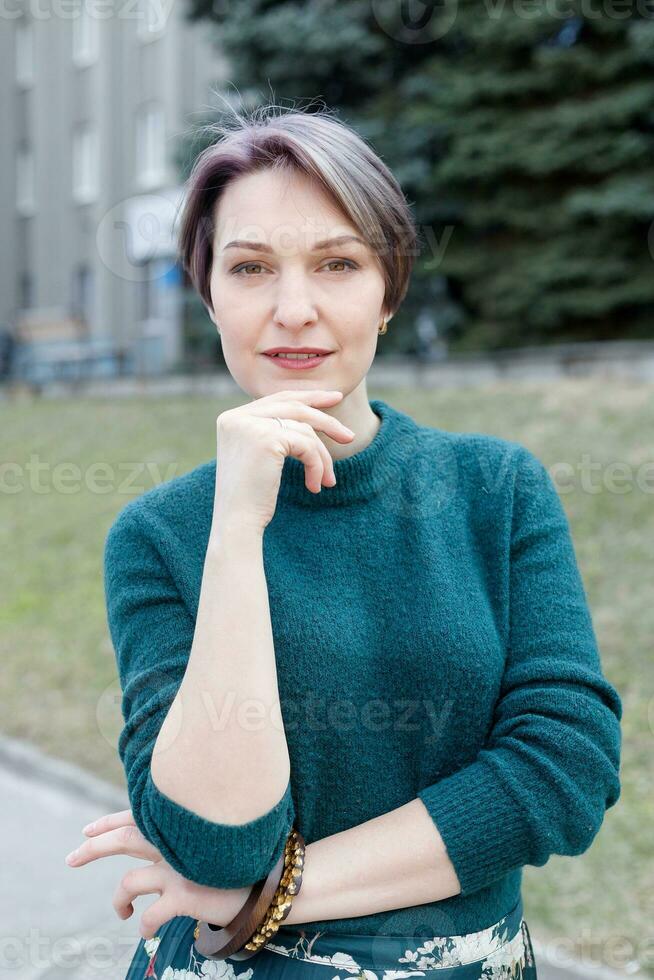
left=64, top=809, right=251, bottom=939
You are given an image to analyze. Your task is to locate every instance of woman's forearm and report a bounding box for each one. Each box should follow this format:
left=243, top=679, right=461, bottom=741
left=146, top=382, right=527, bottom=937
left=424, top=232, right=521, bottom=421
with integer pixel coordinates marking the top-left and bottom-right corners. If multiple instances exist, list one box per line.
left=150, top=524, right=291, bottom=824
left=283, top=798, right=461, bottom=925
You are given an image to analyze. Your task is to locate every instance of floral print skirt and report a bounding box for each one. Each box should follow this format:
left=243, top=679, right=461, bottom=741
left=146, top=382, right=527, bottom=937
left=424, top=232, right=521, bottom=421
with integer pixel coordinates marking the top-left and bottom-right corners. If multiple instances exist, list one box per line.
left=125, top=895, right=537, bottom=980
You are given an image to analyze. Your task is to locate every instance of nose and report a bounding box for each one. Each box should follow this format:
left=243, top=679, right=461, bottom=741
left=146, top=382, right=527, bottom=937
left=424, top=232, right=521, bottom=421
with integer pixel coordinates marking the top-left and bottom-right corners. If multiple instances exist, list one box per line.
left=271, top=269, right=320, bottom=331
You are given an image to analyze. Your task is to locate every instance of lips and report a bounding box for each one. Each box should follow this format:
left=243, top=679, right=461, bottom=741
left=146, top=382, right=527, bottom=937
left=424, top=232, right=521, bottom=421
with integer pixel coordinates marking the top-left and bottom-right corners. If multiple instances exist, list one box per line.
left=265, top=353, right=327, bottom=359
left=263, top=349, right=333, bottom=356
left=263, top=352, right=333, bottom=369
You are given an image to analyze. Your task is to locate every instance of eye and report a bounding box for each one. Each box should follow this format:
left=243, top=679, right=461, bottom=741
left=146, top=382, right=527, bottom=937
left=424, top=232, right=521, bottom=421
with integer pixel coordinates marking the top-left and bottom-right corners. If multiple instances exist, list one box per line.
left=231, top=262, right=265, bottom=276
left=323, top=259, right=359, bottom=273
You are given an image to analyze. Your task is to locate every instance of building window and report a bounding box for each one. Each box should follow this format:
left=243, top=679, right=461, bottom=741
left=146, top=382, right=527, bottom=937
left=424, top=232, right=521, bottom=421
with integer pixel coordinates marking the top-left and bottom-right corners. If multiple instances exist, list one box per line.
left=72, top=122, right=98, bottom=204
left=135, top=103, right=167, bottom=189
left=138, top=258, right=175, bottom=320
left=71, top=263, right=95, bottom=325
left=136, top=0, right=167, bottom=42
left=16, top=144, right=35, bottom=216
left=73, top=1, right=99, bottom=66
left=19, top=271, right=34, bottom=311
left=16, top=17, right=34, bottom=88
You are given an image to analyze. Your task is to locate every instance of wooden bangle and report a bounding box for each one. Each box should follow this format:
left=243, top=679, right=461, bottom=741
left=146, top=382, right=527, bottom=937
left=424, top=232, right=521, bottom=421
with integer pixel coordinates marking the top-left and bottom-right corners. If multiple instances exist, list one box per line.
left=239, top=828, right=305, bottom=956
left=193, top=827, right=305, bottom=961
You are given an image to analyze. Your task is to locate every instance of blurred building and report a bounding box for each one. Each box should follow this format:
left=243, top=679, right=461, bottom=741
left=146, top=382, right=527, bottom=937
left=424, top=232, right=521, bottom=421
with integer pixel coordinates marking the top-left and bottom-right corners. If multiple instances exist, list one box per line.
left=0, top=0, right=226, bottom=380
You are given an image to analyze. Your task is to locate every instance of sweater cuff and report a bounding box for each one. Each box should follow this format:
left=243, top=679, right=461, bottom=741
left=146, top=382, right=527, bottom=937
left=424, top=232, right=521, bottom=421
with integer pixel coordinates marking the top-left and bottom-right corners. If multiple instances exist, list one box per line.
left=417, top=756, right=532, bottom=896
left=141, top=769, right=296, bottom=889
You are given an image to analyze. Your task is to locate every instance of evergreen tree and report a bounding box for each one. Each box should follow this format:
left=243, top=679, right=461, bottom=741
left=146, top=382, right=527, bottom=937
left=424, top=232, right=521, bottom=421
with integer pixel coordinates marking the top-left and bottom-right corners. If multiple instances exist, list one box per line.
left=177, top=0, right=654, bottom=351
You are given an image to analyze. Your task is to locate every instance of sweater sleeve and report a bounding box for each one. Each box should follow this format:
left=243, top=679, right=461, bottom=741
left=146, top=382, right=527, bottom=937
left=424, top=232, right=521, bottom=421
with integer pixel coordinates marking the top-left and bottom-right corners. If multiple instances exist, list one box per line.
left=417, top=445, right=622, bottom=897
left=103, top=503, right=296, bottom=890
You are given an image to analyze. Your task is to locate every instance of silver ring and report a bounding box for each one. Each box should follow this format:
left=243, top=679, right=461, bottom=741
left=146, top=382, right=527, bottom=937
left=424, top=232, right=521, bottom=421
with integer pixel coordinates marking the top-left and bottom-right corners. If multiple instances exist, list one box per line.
left=274, top=416, right=287, bottom=430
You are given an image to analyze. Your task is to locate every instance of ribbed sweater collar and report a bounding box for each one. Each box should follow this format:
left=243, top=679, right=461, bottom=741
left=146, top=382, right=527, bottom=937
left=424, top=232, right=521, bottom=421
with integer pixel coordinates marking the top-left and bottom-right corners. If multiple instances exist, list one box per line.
left=276, top=397, right=419, bottom=507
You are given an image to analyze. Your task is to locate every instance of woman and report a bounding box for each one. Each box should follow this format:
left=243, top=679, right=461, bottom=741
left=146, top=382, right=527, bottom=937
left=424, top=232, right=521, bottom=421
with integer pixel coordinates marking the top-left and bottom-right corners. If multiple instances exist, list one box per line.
left=65, top=105, right=622, bottom=980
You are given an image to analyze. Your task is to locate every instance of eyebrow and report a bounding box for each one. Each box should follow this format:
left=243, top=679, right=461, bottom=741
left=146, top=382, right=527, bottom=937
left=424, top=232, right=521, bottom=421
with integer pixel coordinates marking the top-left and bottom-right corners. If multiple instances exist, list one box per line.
left=221, top=234, right=368, bottom=253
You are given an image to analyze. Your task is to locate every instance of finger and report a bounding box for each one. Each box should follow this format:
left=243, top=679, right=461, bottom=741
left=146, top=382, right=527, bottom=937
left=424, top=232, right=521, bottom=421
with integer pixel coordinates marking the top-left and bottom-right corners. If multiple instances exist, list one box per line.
left=82, top=810, right=136, bottom=836
left=269, top=416, right=336, bottom=481
left=138, top=896, right=175, bottom=941
left=68, top=823, right=163, bottom=867
left=113, top=865, right=165, bottom=920
left=292, top=421, right=337, bottom=487
left=255, top=399, right=354, bottom=444
left=278, top=425, right=335, bottom=492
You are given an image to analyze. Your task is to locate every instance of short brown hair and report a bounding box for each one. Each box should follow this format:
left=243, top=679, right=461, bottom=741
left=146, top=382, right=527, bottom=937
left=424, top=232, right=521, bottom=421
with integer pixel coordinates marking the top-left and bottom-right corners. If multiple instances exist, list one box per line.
left=177, top=103, right=420, bottom=318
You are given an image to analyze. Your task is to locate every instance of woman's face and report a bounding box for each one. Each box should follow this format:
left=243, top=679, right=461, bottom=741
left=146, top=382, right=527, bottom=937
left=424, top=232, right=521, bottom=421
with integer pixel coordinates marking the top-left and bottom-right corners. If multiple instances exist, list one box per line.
left=207, top=167, right=390, bottom=400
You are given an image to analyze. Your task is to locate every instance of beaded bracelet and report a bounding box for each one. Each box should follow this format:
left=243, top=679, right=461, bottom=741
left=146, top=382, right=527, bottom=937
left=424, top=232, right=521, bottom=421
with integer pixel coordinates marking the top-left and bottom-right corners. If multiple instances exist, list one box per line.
left=193, top=826, right=305, bottom=961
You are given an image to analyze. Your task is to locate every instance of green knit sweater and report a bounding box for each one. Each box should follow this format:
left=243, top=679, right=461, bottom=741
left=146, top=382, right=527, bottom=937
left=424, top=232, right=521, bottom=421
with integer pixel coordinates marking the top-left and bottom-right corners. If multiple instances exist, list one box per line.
left=104, top=397, right=622, bottom=937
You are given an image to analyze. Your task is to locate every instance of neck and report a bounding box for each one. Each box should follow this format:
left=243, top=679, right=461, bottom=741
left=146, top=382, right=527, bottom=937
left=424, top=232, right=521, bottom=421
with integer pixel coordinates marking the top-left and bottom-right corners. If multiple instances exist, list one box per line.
left=318, top=388, right=382, bottom=461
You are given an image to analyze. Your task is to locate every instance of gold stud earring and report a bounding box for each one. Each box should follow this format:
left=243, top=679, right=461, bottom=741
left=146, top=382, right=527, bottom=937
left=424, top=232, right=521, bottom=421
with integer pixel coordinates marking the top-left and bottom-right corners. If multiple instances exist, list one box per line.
left=378, top=317, right=388, bottom=335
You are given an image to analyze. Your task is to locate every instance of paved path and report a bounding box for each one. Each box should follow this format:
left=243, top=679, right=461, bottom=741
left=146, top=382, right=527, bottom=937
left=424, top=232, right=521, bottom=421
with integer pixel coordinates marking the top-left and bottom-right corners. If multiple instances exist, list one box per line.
left=0, top=734, right=627, bottom=980
left=0, top=737, right=141, bottom=979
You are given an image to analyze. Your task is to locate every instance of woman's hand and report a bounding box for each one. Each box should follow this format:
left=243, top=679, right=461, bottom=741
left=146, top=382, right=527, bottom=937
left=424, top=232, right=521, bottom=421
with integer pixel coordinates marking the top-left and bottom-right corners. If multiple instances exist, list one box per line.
left=65, top=809, right=251, bottom=940
left=212, top=388, right=355, bottom=533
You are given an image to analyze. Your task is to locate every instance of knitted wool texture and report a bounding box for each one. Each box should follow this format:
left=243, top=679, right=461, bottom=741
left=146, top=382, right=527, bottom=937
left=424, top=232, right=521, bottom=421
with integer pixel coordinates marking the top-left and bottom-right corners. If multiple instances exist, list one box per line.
left=104, top=397, right=622, bottom=936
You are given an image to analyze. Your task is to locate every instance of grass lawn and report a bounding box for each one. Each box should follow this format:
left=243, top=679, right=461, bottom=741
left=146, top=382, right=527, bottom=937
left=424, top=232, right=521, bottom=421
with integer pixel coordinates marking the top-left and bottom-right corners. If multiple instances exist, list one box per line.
left=1, top=377, right=650, bottom=975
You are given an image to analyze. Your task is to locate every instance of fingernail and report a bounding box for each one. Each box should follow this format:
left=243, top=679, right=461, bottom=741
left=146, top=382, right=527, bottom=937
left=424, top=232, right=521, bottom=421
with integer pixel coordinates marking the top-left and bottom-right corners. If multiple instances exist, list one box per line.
left=82, top=822, right=95, bottom=834
left=65, top=850, right=79, bottom=865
